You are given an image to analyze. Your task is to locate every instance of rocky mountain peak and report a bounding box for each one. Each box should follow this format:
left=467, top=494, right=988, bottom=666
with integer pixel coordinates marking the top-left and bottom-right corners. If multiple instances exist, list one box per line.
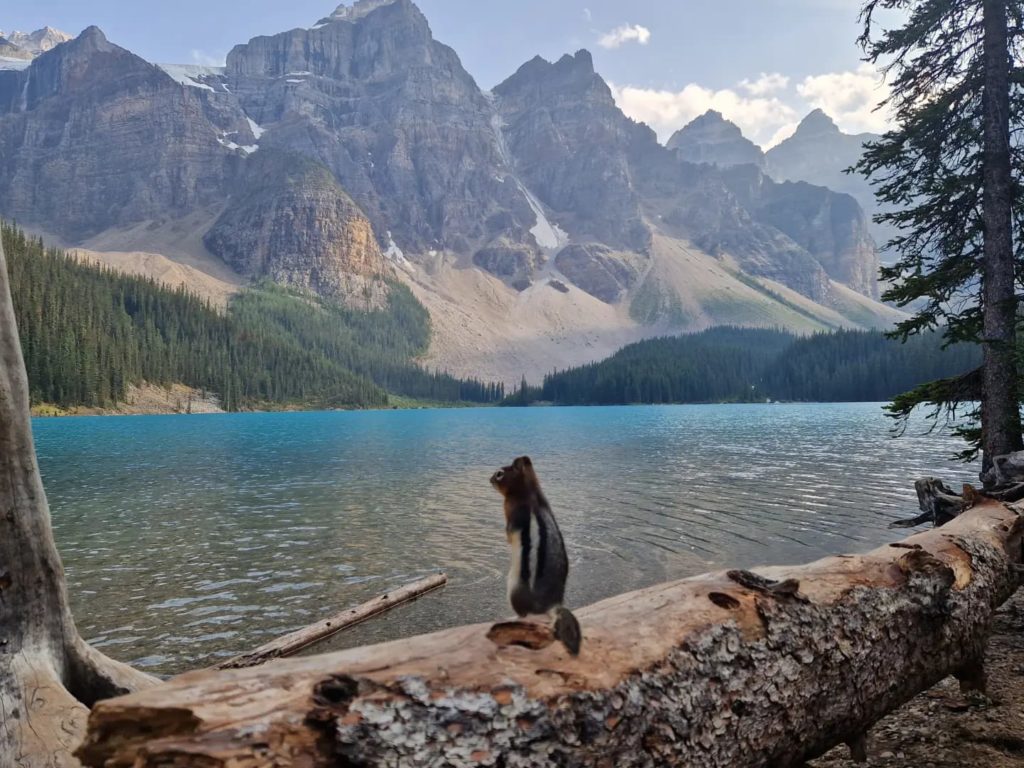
left=3, top=25, right=72, bottom=56
left=794, top=108, right=840, bottom=136
left=666, top=109, right=765, bottom=169
left=495, top=49, right=611, bottom=107
left=68, top=26, right=113, bottom=53
left=316, top=0, right=404, bottom=25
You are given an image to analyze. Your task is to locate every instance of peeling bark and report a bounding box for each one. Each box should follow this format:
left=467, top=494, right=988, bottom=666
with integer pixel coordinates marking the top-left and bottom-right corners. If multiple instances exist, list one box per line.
left=0, top=237, right=157, bottom=768
left=78, top=500, right=1023, bottom=768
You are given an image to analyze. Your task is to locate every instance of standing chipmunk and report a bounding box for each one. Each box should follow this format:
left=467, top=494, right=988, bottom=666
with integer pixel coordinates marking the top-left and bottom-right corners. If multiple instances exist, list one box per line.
left=490, top=456, right=581, bottom=656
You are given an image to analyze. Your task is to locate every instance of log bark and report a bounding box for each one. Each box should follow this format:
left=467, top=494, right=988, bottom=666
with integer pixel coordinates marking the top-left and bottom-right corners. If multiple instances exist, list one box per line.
left=0, top=237, right=157, bottom=768
left=218, top=572, right=448, bottom=669
left=78, top=499, right=1023, bottom=768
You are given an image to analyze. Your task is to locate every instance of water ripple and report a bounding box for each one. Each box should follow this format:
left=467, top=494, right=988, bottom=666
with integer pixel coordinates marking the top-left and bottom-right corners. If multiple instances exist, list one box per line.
left=34, top=403, right=975, bottom=674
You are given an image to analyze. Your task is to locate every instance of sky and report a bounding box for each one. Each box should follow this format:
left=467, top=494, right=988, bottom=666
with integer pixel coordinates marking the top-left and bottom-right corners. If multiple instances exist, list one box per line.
left=2, top=0, right=893, bottom=148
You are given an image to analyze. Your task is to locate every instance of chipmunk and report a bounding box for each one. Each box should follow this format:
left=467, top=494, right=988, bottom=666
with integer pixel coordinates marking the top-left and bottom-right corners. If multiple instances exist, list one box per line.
left=490, top=456, right=581, bottom=656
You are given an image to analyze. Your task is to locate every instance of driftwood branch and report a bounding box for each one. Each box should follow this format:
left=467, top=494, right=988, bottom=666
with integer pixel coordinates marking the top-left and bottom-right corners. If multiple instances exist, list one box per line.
left=889, top=477, right=971, bottom=528
left=218, top=572, right=448, bottom=669
left=78, top=500, right=1023, bottom=768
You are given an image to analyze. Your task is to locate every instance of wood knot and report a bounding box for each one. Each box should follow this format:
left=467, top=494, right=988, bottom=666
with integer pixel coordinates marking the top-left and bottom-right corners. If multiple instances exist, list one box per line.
left=708, top=592, right=741, bottom=610
left=312, top=675, right=359, bottom=709
left=487, top=621, right=555, bottom=651
left=0, top=571, right=10, bottom=591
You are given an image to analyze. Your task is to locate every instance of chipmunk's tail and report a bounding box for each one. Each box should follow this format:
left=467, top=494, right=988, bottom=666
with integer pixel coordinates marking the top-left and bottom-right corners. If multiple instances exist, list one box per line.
left=553, top=606, right=582, bottom=656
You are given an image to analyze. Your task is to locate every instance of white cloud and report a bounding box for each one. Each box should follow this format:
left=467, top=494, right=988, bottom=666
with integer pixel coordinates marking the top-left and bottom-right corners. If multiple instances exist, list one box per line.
left=796, top=63, right=892, bottom=134
left=583, top=7, right=592, bottom=22
left=739, top=73, right=790, bottom=97
left=610, top=64, right=894, bottom=149
left=610, top=82, right=798, bottom=147
left=598, top=24, right=651, bottom=49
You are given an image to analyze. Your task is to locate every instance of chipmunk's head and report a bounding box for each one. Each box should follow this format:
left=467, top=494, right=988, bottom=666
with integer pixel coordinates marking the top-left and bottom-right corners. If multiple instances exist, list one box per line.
left=490, top=456, right=538, bottom=497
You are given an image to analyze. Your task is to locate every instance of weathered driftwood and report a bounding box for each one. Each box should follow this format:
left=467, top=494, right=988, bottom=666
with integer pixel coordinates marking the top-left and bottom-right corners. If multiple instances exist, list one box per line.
left=218, top=572, right=448, bottom=669
left=889, top=477, right=971, bottom=528
left=0, top=238, right=157, bottom=768
left=78, top=500, right=1023, bottom=768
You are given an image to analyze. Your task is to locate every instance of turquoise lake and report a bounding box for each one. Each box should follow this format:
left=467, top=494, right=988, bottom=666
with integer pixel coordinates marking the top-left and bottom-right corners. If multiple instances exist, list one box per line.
left=33, top=403, right=976, bottom=675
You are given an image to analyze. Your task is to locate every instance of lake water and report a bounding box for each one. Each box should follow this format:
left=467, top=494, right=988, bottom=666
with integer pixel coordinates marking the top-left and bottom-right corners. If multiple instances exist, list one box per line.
left=33, top=403, right=977, bottom=676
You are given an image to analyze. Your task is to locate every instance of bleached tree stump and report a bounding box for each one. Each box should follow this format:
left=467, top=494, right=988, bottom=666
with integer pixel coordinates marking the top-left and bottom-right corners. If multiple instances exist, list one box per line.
left=77, top=499, right=1023, bottom=768
left=0, top=237, right=157, bottom=768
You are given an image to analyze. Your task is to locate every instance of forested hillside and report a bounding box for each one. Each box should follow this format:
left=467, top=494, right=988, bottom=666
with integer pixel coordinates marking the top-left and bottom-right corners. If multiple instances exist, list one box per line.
left=3, top=225, right=503, bottom=410
left=512, top=327, right=979, bottom=405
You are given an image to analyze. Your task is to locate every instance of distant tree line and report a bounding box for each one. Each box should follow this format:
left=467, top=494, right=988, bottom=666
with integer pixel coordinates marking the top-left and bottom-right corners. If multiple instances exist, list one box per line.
left=505, top=327, right=981, bottom=406
left=2, top=224, right=504, bottom=410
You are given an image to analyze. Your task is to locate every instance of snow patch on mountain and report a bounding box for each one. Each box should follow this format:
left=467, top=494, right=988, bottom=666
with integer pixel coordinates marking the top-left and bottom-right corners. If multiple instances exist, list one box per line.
left=158, top=64, right=225, bottom=92
left=0, top=56, right=31, bottom=71
left=487, top=97, right=569, bottom=251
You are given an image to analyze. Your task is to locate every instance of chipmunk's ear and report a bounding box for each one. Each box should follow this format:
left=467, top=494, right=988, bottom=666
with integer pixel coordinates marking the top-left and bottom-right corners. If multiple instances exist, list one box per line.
left=513, top=456, right=533, bottom=470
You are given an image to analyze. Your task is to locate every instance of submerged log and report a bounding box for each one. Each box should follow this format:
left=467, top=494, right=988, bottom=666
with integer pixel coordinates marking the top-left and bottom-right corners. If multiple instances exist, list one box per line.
left=218, top=572, right=448, bottom=669
left=78, top=500, right=1023, bottom=768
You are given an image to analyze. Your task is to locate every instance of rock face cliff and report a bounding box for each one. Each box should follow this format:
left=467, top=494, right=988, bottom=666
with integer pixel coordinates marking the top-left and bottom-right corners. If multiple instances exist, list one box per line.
left=223, top=0, right=534, bottom=259
left=0, top=27, right=240, bottom=240
left=667, top=110, right=766, bottom=169
left=205, top=151, right=389, bottom=303
left=493, top=51, right=650, bottom=254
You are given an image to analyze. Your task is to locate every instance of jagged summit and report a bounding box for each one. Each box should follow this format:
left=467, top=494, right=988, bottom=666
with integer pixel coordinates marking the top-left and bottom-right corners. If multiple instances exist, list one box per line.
left=315, top=0, right=404, bottom=26
left=794, top=108, right=840, bottom=135
left=2, top=25, right=72, bottom=56
left=667, top=109, right=765, bottom=169
left=495, top=49, right=607, bottom=104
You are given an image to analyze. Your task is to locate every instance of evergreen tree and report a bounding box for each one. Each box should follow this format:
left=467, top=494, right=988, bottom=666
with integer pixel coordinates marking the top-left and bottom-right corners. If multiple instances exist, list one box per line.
left=2, top=224, right=504, bottom=411
left=857, top=0, right=1024, bottom=465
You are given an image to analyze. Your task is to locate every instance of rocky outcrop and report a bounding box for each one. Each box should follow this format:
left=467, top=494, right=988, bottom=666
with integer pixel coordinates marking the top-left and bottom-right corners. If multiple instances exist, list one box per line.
left=493, top=50, right=651, bottom=253
left=659, top=170, right=833, bottom=302
left=554, top=244, right=642, bottom=303
left=472, top=240, right=540, bottom=291
left=205, top=151, right=389, bottom=303
left=719, top=165, right=880, bottom=299
left=224, top=0, right=534, bottom=257
left=667, top=110, right=765, bottom=169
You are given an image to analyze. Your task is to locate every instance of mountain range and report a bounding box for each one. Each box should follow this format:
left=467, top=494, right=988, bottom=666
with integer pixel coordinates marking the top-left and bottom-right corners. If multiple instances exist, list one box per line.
left=0, top=3, right=901, bottom=384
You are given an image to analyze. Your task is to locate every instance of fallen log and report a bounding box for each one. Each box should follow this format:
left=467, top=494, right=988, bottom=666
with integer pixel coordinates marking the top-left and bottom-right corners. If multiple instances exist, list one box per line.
left=77, top=500, right=1023, bottom=768
left=218, top=572, right=448, bottom=669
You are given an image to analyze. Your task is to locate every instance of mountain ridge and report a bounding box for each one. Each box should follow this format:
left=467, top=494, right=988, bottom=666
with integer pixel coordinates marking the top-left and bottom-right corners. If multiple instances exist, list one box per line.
left=0, top=7, right=901, bottom=384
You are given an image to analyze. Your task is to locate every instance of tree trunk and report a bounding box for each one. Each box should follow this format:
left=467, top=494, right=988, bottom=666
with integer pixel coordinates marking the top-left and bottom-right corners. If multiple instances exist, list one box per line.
left=980, top=0, right=1022, bottom=475
left=0, top=237, right=157, bottom=768
left=78, top=499, right=1023, bottom=768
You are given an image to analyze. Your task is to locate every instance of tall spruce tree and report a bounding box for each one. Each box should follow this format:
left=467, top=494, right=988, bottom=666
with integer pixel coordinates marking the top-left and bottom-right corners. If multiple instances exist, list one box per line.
left=858, top=0, right=1024, bottom=471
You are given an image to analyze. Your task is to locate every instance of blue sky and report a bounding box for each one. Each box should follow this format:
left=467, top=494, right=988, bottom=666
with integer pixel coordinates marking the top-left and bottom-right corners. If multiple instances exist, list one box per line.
left=3, top=0, right=889, bottom=147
